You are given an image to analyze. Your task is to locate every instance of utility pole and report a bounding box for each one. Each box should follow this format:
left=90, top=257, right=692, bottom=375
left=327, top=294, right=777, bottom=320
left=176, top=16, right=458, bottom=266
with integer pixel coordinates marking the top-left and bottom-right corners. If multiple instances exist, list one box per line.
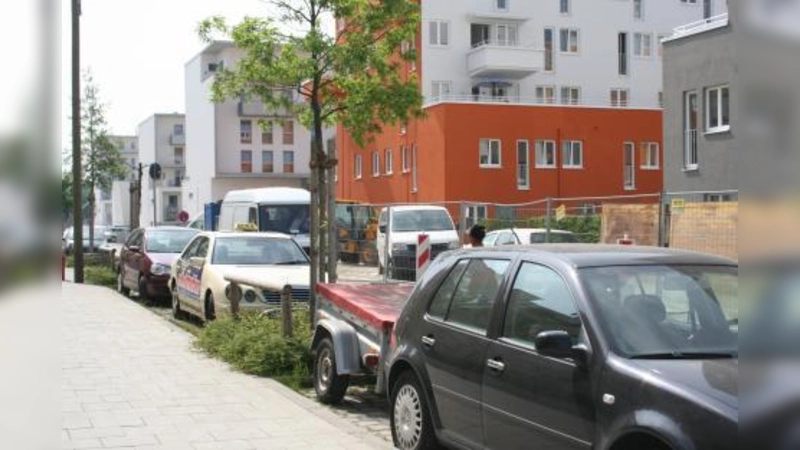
left=71, top=0, right=84, bottom=283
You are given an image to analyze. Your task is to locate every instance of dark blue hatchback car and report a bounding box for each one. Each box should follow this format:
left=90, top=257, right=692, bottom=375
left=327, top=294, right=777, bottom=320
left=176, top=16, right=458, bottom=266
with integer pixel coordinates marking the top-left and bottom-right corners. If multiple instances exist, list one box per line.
left=386, top=245, right=738, bottom=450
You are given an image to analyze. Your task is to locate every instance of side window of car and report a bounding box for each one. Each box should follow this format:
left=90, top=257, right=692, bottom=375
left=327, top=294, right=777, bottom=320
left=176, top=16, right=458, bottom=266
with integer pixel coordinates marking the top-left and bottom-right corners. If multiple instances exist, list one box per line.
left=497, top=232, right=515, bottom=246
left=181, top=238, right=202, bottom=260
left=428, top=260, right=470, bottom=319
left=503, top=262, right=582, bottom=346
left=446, top=259, right=511, bottom=333
left=195, top=238, right=210, bottom=259
left=128, top=230, right=143, bottom=248
left=483, top=233, right=498, bottom=246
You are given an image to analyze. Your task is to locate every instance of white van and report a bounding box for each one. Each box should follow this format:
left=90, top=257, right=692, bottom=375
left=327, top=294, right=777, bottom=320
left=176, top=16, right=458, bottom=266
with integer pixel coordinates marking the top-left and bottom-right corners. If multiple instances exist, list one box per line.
left=376, top=205, right=461, bottom=280
left=218, top=188, right=311, bottom=253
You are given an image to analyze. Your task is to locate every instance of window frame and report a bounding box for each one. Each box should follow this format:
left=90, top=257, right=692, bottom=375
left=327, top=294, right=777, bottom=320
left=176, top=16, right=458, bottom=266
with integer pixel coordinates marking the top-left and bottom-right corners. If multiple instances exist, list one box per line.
left=282, top=120, right=295, bottom=145
left=633, top=0, right=644, bottom=20
left=633, top=32, right=653, bottom=58
left=536, top=85, right=556, bottom=104
left=354, top=154, right=363, bottom=180
left=684, top=90, right=700, bottom=170
left=240, top=150, right=253, bottom=173
left=559, top=28, right=580, bottom=54
left=496, top=0, right=509, bottom=12
left=516, top=139, right=530, bottom=190
left=411, top=145, right=418, bottom=193
left=562, top=140, right=584, bottom=169
left=544, top=27, right=555, bottom=72
left=372, top=151, right=380, bottom=177
left=385, top=148, right=394, bottom=175
left=559, top=0, right=570, bottom=15
left=282, top=150, right=295, bottom=173
left=705, top=85, right=730, bottom=133
left=623, top=141, right=636, bottom=191
left=261, top=121, right=274, bottom=145
left=262, top=150, right=274, bottom=173
left=560, top=86, right=581, bottom=105
left=479, top=138, right=503, bottom=169
left=535, top=140, right=557, bottom=169
left=640, top=142, right=660, bottom=170
left=401, top=146, right=410, bottom=173
left=431, top=81, right=452, bottom=101
left=429, top=20, right=450, bottom=47
left=240, top=120, right=253, bottom=144
left=610, top=88, right=629, bottom=107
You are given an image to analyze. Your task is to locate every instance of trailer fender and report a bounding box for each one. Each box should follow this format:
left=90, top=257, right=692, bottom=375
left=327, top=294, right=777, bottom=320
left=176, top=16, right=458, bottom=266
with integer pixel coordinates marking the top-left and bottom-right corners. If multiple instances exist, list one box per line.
left=312, top=319, right=361, bottom=375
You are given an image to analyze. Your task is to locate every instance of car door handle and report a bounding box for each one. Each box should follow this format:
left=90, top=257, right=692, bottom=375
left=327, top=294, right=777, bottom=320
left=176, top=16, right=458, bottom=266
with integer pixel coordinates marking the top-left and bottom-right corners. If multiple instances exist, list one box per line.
left=487, top=359, right=506, bottom=373
left=421, top=336, right=436, bottom=348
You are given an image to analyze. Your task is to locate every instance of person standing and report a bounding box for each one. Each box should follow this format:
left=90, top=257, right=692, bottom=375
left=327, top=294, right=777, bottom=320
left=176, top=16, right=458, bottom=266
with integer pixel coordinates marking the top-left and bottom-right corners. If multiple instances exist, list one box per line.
left=464, top=224, right=486, bottom=248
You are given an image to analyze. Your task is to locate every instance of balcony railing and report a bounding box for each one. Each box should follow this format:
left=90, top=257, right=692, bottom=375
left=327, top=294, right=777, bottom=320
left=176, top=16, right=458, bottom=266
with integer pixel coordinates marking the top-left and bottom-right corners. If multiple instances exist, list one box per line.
left=169, top=133, right=185, bottom=146
left=671, top=13, right=729, bottom=39
left=467, top=42, right=543, bottom=79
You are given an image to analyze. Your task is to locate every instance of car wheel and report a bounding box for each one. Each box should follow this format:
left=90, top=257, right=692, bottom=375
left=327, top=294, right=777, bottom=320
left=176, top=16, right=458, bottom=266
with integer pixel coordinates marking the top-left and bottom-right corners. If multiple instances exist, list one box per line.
left=204, top=292, right=216, bottom=322
left=391, top=371, right=439, bottom=450
left=171, top=285, right=185, bottom=320
left=117, top=270, right=130, bottom=296
left=314, top=337, right=349, bottom=404
left=138, top=274, right=149, bottom=303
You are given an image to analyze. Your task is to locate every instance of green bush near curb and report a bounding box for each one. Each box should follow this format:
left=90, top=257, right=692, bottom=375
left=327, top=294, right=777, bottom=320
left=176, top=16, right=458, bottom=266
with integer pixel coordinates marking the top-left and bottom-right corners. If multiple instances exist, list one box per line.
left=85, top=265, right=117, bottom=289
left=196, top=313, right=314, bottom=387
left=481, top=215, right=601, bottom=243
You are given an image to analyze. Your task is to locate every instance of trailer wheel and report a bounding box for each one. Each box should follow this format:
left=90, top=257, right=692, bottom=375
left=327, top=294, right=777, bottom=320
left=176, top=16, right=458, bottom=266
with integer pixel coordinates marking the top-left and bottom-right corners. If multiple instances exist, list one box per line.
left=314, top=337, right=349, bottom=404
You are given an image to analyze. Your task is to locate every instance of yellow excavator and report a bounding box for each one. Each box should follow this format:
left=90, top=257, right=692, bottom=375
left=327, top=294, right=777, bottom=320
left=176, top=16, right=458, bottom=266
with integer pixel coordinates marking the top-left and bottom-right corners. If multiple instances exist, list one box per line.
left=335, top=200, right=379, bottom=265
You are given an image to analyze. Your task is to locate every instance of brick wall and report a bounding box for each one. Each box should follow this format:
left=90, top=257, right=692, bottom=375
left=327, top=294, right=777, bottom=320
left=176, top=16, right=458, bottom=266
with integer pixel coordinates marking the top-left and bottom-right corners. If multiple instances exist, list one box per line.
left=601, top=204, right=660, bottom=246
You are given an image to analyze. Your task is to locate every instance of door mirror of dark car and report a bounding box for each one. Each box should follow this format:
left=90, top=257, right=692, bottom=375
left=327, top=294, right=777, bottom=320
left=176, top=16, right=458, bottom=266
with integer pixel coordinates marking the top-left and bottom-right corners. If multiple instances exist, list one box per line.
left=128, top=245, right=140, bottom=253
left=379, top=225, right=387, bottom=234
left=535, top=331, right=591, bottom=369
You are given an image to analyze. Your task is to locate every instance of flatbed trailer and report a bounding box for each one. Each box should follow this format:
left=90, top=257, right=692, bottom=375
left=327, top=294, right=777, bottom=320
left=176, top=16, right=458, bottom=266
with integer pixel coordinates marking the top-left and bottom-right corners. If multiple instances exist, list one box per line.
left=311, top=282, right=415, bottom=404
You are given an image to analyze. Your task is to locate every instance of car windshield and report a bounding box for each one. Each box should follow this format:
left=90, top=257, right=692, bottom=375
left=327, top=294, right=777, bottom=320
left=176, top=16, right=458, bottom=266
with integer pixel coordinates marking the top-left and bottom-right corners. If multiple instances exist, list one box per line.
left=530, top=232, right=578, bottom=244
left=392, top=210, right=454, bottom=232
left=258, top=204, right=310, bottom=235
left=212, top=236, right=309, bottom=265
left=581, top=265, right=738, bottom=359
left=145, top=229, right=200, bottom=254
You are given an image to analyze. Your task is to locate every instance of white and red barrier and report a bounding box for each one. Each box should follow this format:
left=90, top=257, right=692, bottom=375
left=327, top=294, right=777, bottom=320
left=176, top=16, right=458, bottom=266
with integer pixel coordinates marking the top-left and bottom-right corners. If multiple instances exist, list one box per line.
left=417, top=234, right=431, bottom=276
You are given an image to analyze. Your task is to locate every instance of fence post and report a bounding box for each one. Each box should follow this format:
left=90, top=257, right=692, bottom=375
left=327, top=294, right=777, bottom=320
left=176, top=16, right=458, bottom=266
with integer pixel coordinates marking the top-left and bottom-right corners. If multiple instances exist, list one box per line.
left=545, top=197, right=553, bottom=243
left=281, top=284, right=293, bottom=338
left=459, top=202, right=467, bottom=238
left=229, top=283, right=241, bottom=321
left=383, top=206, right=391, bottom=283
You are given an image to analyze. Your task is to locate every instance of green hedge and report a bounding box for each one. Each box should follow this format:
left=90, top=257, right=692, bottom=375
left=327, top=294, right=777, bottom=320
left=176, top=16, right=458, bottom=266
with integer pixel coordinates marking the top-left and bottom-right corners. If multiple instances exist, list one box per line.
left=481, top=215, right=601, bottom=243
left=196, top=313, right=313, bottom=386
left=85, top=265, right=117, bottom=289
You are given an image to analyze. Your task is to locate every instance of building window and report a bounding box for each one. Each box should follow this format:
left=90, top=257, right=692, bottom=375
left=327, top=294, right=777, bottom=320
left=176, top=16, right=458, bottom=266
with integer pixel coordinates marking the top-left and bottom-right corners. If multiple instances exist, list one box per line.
left=174, top=147, right=184, bottom=165
left=684, top=91, right=699, bottom=170
left=411, top=145, right=418, bottom=193
left=559, top=0, right=570, bottom=14
left=431, top=81, right=452, bottom=101
left=479, top=139, right=502, bottom=168
left=634, top=33, right=653, bottom=57
left=262, top=121, right=273, bottom=144
left=610, top=89, right=629, bottom=107
left=283, top=151, right=294, bottom=173
left=240, top=120, right=252, bottom=144
left=402, top=146, right=410, bottom=173
left=559, top=28, right=579, bottom=54
left=173, top=124, right=184, bottom=136
left=385, top=149, right=393, bottom=175
left=705, top=85, right=730, bottom=132
left=562, top=141, right=583, bottom=168
left=544, top=28, right=555, bottom=71
left=372, top=151, right=380, bottom=177
left=640, top=142, right=660, bottom=169
left=241, top=150, right=253, bottom=173
left=429, top=21, right=449, bottom=46
left=354, top=154, right=363, bottom=179
left=623, top=142, right=636, bottom=190
left=536, top=86, right=556, bottom=104
left=535, top=140, right=557, bottom=168
left=496, top=0, right=509, bottom=11
left=517, top=140, right=530, bottom=189
left=705, top=193, right=732, bottom=202
left=262, top=151, right=274, bottom=173
left=658, top=91, right=664, bottom=108
left=633, top=0, right=644, bottom=19
left=618, top=32, right=628, bottom=75
left=282, top=120, right=295, bottom=145
left=681, top=0, right=698, bottom=3
left=465, top=205, right=488, bottom=229
left=560, top=86, right=580, bottom=105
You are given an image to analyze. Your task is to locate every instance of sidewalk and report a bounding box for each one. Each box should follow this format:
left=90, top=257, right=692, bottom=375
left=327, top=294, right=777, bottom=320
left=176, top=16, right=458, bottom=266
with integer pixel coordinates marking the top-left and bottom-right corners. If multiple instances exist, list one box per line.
left=62, top=282, right=392, bottom=450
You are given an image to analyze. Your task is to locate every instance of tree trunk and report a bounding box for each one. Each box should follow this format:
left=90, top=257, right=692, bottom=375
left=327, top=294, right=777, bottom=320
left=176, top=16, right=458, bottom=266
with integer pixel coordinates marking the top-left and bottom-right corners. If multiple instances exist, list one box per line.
left=308, top=155, right=320, bottom=327
left=317, top=164, right=327, bottom=284
left=327, top=148, right=338, bottom=283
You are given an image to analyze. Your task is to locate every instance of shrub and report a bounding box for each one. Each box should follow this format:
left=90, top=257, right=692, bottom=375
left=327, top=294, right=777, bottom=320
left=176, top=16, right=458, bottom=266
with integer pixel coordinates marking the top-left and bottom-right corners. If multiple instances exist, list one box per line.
left=481, top=215, right=601, bottom=243
left=196, top=312, right=313, bottom=380
left=85, top=265, right=117, bottom=289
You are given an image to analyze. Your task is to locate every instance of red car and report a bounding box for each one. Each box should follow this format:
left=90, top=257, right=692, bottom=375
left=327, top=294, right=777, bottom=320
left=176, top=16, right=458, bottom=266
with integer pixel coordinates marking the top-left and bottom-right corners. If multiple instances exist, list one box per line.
left=117, top=226, right=200, bottom=302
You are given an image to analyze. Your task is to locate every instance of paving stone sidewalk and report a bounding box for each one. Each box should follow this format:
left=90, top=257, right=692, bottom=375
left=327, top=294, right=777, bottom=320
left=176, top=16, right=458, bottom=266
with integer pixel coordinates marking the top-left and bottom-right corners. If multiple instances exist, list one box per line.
left=61, top=282, right=392, bottom=450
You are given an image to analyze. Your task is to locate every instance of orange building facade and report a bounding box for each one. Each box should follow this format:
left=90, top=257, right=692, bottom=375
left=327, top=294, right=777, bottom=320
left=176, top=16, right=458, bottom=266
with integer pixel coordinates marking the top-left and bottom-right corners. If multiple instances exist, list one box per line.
left=336, top=103, right=664, bottom=207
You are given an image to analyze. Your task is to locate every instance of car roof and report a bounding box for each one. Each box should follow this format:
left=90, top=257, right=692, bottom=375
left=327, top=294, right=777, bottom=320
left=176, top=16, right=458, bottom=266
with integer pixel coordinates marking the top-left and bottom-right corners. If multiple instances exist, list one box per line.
left=202, top=231, right=293, bottom=240
left=383, top=205, right=450, bottom=212
left=222, top=187, right=310, bottom=204
left=142, top=226, right=197, bottom=232
left=448, top=244, right=736, bottom=268
left=489, top=228, right=573, bottom=234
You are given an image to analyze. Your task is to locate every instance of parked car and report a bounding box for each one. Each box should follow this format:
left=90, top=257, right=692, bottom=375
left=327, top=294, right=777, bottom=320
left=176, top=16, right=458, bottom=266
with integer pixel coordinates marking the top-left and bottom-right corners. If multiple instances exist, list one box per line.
left=169, top=231, right=310, bottom=322
left=62, top=226, right=109, bottom=254
left=376, top=205, right=461, bottom=281
left=386, top=245, right=738, bottom=450
left=103, top=226, right=130, bottom=244
left=483, top=227, right=579, bottom=246
left=117, top=227, right=200, bottom=301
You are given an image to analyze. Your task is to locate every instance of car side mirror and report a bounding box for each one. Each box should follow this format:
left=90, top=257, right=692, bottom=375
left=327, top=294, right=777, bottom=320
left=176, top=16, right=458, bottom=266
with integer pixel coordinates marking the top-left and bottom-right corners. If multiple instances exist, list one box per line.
left=128, top=245, right=140, bottom=253
left=379, top=225, right=387, bottom=234
left=535, top=330, right=591, bottom=370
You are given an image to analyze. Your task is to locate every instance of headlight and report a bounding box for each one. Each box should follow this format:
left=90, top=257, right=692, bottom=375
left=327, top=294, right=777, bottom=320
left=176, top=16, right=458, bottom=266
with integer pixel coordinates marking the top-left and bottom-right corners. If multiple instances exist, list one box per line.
left=244, top=290, right=257, bottom=303
left=151, top=263, right=171, bottom=276
left=448, top=241, right=461, bottom=250
left=392, top=243, right=408, bottom=252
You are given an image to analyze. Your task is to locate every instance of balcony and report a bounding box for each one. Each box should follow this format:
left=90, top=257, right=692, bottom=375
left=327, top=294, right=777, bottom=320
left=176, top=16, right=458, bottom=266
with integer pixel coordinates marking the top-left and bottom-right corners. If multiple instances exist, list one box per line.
left=169, top=133, right=185, bottom=146
left=238, top=96, right=293, bottom=118
left=467, top=42, right=543, bottom=80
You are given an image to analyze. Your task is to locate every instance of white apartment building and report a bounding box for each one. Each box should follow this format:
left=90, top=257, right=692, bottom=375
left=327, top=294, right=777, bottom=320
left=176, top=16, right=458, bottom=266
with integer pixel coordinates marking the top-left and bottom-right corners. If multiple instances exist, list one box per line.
left=419, top=0, right=728, bottom=109
left=182, top=41, right=334, bottom=216
left=95, top=135, right=138, bottom=227
left=136, top=113, right=186, bottom=226
left=110, top=135, right=139, bottom=182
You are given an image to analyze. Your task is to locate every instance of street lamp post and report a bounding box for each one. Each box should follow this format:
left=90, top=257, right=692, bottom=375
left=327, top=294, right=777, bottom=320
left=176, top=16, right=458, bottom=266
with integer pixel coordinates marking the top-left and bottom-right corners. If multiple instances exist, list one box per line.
left=71, top=0, right=83, bottom=283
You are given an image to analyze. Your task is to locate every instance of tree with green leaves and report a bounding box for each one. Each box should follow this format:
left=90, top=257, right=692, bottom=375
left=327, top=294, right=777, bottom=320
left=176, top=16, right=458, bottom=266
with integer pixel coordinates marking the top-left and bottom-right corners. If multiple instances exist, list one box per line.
left=78, top=72, right=126, bottom=251
left=199, top=0, right=423, bottom=320
left=62, top=171, right=74, bottom=221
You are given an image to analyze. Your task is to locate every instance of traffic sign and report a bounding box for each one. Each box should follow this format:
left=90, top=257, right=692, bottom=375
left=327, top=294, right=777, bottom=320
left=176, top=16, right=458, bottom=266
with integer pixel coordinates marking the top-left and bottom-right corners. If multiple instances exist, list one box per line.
left=671, top=198, right=685, bottom=214
left=555, top=204, right=567, bottom=221
left=178, top=210, right=190, bottom=223
left=148, top=163, right=162, bottom=180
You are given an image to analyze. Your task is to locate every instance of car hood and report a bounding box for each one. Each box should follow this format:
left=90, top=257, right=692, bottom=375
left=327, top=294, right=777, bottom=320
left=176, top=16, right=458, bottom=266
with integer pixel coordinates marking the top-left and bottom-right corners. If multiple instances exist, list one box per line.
left=214, top=264, right=310, bottom=288
left=389, top=230, right=459, bottom=245
left=632, top=359, right=738, bottom=411
left=147, top=253, right=181, bottom=266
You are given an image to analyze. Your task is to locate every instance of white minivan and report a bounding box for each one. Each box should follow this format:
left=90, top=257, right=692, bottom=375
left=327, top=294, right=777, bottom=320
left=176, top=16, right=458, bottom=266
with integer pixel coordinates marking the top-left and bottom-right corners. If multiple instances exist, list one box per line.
left=218, top=188, right=311, bottom=253
left=376, top=205, right=461, bottom=280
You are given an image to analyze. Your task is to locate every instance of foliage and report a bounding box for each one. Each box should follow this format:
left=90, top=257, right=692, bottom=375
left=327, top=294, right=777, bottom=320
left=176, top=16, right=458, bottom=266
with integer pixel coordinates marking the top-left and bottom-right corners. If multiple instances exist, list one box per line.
left=196, top=312, right=313, bottom=381
left=481, top=215, right=602, bottom=243
left=62, top=172, right=74, bottom=218
left=84, top=265, right=117, bottom=289
left=80, top=72, right=127, bottom=194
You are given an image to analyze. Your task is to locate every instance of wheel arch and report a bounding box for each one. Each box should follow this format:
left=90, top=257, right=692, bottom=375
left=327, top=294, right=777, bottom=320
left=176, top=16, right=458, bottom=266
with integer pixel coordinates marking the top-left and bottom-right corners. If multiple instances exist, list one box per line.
left=311, top=319, right=361, bottom=375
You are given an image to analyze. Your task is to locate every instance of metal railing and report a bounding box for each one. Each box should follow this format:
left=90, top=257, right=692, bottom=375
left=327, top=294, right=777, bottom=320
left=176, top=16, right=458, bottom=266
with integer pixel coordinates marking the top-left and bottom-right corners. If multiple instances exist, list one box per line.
left=671, top=13, right=729, bottom=38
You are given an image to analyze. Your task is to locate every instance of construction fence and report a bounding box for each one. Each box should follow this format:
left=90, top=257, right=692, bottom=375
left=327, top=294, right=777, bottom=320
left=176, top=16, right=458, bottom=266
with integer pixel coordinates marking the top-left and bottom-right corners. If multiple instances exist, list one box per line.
left=332, top=190, right=738, bottom=282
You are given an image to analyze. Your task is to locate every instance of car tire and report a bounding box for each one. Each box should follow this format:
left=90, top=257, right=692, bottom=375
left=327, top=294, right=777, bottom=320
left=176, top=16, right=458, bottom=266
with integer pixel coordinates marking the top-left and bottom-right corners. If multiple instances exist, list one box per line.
left=171, top=285, right=185, bottom=320
left=117, top=270, right=130, bottom=296
left=138, top=274, right=149, bottom=303
left=391, top=371, right=439, bottom=450
left=314, top=337, right=349, bottom=404
left=204, top=292, right=216, bottom=322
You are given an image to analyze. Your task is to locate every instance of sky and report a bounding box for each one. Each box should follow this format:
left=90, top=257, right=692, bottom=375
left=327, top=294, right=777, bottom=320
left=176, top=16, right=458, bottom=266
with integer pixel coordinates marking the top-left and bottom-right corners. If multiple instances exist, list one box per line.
left=59, top=0, right=270, bottom=148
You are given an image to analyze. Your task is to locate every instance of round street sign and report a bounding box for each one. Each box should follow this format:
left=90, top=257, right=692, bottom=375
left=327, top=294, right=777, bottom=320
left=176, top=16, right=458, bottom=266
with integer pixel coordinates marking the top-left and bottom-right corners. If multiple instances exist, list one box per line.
left=178, top=210, right=190, bottom=223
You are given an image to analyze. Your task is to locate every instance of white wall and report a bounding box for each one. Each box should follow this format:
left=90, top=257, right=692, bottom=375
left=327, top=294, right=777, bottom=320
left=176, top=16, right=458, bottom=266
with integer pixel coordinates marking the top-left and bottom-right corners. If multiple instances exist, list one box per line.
left=421, top=0, right=728, bottom=108
left=137, top=114, right=185, bottom=226
left=183, top=53, right=218, bottom=216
